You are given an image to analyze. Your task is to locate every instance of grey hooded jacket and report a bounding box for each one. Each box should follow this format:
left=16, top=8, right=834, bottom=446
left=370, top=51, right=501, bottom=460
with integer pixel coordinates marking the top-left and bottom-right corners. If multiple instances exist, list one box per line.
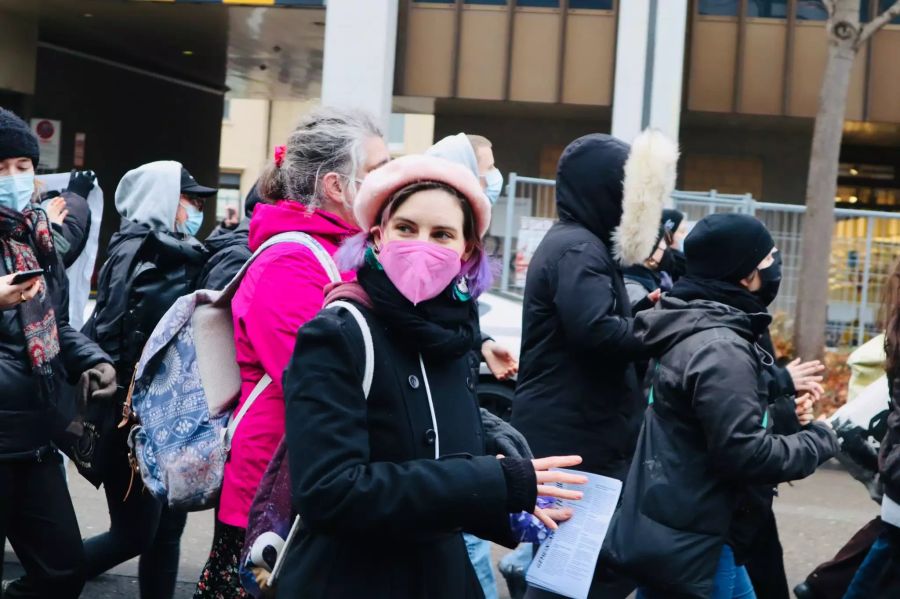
left=83, top=161, right=208, bottom=381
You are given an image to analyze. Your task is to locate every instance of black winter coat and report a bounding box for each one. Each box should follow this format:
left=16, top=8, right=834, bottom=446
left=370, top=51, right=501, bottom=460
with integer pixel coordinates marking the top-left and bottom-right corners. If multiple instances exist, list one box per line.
left=879, top=371, right=900, bottom=504
left=196, top=218, right=251, bottom=291
left=512, top=135, right=648, bottom=480
left=280, top=301, right=525, bottom=599
left=0, top=232, right=110, bottom=461
left=83, top=219, right=208, bottom=383
left=603, top=297, right=837, bottom=597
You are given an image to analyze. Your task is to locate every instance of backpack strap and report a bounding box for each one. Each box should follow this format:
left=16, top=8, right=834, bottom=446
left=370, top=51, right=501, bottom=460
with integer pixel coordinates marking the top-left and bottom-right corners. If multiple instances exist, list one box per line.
left=221, top=232, right=342, bottom=452
left=327, top=300, right=374, bottom=399
left=216, top=231, right=341, bottom=305
left=266, top=301, right=373, bottom=589
left=223, top=374, right=272, bottom=454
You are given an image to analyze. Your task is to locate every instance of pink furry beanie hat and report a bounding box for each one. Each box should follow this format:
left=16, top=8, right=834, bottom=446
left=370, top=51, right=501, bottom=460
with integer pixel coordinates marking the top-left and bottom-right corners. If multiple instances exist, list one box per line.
left=354, top=154, right=492, bottom=237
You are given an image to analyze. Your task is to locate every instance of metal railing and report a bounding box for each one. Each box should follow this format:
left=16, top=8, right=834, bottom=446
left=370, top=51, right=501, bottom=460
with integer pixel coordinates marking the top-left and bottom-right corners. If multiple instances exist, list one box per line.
left=490, top=173, right=900, bottom=348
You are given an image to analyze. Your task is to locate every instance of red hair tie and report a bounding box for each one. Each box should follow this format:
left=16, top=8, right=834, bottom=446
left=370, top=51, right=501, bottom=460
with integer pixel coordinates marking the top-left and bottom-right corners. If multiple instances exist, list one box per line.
left=274, top=145, right=287, bottom=168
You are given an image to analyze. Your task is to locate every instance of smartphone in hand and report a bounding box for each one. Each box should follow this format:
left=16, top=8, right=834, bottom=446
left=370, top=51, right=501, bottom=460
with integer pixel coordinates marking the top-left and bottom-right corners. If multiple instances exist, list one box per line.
left=11, top=269, right=45, bottom=285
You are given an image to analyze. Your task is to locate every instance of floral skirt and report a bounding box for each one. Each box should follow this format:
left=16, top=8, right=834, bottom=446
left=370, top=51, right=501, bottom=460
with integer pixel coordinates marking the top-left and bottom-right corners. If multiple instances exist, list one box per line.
left=194, top=520, right=250, bottom=599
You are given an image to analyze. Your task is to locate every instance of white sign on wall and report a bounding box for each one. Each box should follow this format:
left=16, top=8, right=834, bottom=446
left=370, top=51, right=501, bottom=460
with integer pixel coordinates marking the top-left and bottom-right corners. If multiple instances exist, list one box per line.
left=30, top=118, right=61, bottom=170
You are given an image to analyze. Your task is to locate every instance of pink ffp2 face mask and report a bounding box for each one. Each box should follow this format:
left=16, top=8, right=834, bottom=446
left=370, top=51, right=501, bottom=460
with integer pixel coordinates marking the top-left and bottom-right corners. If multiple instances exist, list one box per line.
left=378, top=240, right=462, bottom=305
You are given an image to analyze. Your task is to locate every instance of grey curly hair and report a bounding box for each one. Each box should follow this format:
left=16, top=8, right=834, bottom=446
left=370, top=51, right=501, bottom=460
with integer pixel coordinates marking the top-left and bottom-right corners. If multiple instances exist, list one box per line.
left=258, top=107, right=384, bottom=208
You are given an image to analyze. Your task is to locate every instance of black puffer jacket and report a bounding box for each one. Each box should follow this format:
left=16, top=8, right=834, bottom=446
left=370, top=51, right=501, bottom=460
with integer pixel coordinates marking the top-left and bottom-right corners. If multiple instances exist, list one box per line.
left=512, top=135, right=648, bottom=479
left=280, top=300, right=531, bottom=599
left=603, top=297, right=837, bottom=597
left=0, top=233, right=110, bottom=461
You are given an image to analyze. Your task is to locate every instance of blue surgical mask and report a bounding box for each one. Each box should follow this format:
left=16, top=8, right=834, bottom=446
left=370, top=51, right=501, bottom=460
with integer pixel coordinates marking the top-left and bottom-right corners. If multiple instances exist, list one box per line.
left=177, top=203, right=204, bottom=237
left=0, top=173, right=35, bottom=212
left=484, top=168, right=503, bottom=205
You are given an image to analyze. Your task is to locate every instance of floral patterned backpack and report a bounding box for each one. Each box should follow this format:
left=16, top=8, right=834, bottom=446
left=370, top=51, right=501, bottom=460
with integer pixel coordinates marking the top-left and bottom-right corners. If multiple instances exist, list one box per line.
left=126, top=232, right=341, bottom=510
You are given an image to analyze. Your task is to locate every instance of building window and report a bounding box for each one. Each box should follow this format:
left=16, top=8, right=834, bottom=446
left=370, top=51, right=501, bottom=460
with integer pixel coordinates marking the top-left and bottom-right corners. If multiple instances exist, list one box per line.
left=699, top=0, right=739, bottom=16
left=749, top=0, right=788, bottom=18
left=795, top=0, right=871, bottom=21
left=517, top=0, right=559, bottom=6
left=222, top=99, right=231, bottom=121
left=413, top=0, right=454, bottom=3
left=880, top=0, right=900, bottom=24
left=217, top=172, right=242, bottom=226
left=465, top=0, right=507, bottom=4
left=569, top=0, right=613, bottom=8
left=389, top=114, right=406, bottom=154
left=796, top=1, right=828, bottom=20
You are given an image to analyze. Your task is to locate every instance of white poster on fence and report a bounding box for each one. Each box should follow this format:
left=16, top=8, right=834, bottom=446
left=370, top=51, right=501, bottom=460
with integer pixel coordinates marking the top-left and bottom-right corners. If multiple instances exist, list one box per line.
left=30, top=119, right=62, bottom=171
left=514, top=217, right=554, bottom=288
left=37, top=173, right=104, bottom=330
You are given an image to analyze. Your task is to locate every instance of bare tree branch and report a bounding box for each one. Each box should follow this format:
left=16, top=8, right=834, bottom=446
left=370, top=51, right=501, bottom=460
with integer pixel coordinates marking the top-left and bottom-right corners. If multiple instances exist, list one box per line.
left=860, top=0, right=900, bottom=44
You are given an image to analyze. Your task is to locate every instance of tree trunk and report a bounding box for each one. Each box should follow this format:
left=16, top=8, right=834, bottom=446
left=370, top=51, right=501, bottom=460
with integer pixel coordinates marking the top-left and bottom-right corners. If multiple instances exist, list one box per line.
left=794, top=0, right=860, bottom=360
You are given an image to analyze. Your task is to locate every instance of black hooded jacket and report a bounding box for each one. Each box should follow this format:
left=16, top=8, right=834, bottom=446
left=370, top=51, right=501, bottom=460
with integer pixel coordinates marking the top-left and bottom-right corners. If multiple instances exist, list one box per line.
left=511, top=135, right=648, bottom=480
left=603, top=297, right=837, bottom=597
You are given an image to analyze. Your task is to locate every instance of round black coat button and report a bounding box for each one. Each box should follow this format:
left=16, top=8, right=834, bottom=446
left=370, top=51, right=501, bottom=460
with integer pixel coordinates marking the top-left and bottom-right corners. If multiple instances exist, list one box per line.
left=424, top=429, right=436, bottom=445
left=408, top=375, right=420, bottom=389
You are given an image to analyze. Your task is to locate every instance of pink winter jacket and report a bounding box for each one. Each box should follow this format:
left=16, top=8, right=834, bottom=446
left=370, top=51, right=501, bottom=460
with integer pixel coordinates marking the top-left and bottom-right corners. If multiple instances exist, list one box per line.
left=219, top=201, right=357, bottom=528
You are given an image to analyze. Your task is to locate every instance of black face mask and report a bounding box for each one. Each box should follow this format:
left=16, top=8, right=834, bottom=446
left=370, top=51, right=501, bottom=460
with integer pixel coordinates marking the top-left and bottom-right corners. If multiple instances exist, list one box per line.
left=754, top=252, right=782, bottom=307
left=658, top=248, right=686, bottom=280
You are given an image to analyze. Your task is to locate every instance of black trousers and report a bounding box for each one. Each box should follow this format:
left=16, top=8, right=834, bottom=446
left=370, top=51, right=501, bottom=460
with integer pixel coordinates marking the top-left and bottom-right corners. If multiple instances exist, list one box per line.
left=0, top=452, right=85, bottom=599
left=82, top=435, right=187, bottom=599
left=744, top=508, right=789, bottom=599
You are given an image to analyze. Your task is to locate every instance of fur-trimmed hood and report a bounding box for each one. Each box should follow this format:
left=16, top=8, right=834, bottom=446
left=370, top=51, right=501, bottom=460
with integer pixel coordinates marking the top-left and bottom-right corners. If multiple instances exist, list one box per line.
left=555, top=130, right=678, bottom=266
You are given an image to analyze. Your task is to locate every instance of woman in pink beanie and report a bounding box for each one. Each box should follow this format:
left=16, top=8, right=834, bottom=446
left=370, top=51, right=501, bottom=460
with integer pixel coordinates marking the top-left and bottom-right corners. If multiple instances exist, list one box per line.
left=275, top=155, right=585, bottom=599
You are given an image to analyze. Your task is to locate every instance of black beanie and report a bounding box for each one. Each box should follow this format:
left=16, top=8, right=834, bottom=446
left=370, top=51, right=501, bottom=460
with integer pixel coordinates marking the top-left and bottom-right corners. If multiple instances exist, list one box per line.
left=0, top=108, right=39, bottom=166
left=684, top=213, right=774, bottom=282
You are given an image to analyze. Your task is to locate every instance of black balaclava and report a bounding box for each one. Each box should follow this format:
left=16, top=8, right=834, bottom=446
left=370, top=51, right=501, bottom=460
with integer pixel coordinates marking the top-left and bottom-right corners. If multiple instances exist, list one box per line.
left=670, top=213, right=776, bottom=316
left=754, top=249, right=782, bottom=307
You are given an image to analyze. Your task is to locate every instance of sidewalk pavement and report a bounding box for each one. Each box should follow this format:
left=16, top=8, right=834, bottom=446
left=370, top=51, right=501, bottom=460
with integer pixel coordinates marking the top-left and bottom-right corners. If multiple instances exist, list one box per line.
left=4, top=461, right=879, bottom=598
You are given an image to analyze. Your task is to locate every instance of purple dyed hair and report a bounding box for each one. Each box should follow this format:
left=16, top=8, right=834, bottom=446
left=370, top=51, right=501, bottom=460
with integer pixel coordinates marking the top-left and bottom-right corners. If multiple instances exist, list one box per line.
left=335, top=182, right=495, bottom=298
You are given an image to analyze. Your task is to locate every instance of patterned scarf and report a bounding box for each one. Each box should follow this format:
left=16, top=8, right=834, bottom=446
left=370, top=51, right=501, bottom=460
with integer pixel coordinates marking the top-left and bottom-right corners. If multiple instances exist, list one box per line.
left=0, top=204, right=59, bottom=375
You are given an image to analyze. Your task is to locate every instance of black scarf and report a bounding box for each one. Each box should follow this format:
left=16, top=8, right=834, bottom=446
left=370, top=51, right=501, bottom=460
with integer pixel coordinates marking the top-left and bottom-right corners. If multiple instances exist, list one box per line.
left=668, top=274, right=768, bottom=317
left=356, top=262, right=479, bottom=359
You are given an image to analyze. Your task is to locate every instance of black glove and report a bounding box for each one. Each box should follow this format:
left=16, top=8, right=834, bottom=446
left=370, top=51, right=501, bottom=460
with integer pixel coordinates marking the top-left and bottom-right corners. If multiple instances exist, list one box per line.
left=481, top=408, right=534, bottom=459
left=66, top=170, right=96, bottom=199
left=79, top=362, right=117, bottom=402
